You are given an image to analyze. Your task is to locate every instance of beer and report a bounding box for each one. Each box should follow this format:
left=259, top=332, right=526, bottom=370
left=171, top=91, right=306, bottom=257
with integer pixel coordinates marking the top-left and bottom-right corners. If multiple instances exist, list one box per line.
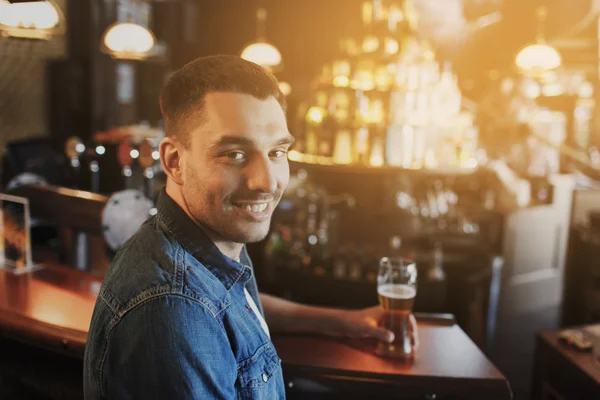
left=376, top=257, right=417, bottom=360
left=378, top=283, right=416, bottom=313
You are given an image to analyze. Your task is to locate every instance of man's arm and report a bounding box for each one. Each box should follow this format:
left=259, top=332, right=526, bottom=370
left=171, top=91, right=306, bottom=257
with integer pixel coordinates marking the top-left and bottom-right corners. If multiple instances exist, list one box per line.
left=260, top=293, right=396, bottom=343
left=101, top=295, right=237, bottom=399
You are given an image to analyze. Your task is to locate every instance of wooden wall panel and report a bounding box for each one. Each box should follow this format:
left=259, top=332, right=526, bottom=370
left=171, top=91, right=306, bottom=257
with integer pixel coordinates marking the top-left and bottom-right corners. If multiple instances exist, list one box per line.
left=0, top=0, right=67, bottom=152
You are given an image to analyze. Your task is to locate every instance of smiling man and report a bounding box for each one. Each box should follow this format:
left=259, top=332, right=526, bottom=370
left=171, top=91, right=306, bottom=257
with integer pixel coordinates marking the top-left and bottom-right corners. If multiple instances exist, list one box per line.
left=83, top=55, right=403, bottom=400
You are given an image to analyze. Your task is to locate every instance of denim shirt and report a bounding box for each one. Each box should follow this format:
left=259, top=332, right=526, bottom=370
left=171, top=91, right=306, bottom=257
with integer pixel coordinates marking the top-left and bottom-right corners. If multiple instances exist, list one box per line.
left=83, top=190, right=285, bottom=399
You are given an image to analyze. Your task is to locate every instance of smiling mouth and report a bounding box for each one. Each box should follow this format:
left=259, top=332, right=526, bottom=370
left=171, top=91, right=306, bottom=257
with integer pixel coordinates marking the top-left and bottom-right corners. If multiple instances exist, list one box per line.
left=232, top=201, right=273, bottom=220
left=239, top=203, right=268, bottom=213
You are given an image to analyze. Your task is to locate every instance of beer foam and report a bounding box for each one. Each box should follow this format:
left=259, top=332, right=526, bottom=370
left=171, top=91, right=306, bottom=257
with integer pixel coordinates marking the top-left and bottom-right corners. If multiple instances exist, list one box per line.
left=378, top=283, right=416, bottom=299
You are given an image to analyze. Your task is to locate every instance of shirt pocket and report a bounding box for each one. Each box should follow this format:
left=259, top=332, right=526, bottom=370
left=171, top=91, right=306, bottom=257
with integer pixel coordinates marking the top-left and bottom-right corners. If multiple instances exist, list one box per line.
left=236, top=342, right=283, bottom=400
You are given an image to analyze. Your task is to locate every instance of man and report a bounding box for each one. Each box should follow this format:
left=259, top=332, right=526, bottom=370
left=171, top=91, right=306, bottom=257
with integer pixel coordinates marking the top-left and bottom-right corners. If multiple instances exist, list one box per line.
left=84, top=55, right=409, bottom=399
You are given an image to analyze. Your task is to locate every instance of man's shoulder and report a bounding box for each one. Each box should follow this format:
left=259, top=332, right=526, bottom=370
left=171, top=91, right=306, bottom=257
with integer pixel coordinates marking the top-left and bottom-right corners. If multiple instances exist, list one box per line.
left=98, top=220, right=230, bottom=318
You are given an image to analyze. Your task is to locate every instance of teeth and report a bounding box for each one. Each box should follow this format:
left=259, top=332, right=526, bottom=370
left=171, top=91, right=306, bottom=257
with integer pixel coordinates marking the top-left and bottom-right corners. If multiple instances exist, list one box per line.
left=242, top=203, right=268, bottom=213
left=251, top=203, right=267, bottom=213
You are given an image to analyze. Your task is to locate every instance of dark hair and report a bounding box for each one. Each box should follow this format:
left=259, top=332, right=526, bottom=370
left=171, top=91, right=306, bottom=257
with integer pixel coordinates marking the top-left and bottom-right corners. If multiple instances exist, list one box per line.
left=159, top=54, right=286, bottom=146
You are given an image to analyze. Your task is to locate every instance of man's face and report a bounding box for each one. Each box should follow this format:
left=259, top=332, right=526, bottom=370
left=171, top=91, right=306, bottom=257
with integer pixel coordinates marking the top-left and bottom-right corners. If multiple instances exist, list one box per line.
left=181, top=92, right=293, bottom=244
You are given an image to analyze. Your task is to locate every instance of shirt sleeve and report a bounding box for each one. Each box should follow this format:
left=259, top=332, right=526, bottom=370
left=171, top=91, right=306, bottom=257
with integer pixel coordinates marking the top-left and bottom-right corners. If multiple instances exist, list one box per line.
left=101, top=295, right=237, bottom=399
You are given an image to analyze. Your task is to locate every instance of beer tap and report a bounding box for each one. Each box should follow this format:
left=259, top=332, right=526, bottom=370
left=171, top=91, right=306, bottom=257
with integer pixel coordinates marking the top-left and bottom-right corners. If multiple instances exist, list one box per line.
left=88, top=143, right=106, bottom=193
left=138, top=138, right=157, bottom=201
left=64, top=137, right=90, bottom=270
left=64, top=137, right=85, bottom=189
left=117, top=141, right=134, bottom=189
left=90, top=160, right=100, bottom=193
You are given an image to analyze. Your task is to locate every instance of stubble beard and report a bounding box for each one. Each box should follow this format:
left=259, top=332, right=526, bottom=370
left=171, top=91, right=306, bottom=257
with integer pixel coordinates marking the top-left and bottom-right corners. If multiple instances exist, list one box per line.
left=189, top=195, right=277, bottom=245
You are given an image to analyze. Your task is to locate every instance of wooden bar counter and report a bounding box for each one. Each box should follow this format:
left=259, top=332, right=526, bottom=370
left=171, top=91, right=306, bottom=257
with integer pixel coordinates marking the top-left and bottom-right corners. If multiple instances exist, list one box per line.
left=0, top=264, right=512, bottom=399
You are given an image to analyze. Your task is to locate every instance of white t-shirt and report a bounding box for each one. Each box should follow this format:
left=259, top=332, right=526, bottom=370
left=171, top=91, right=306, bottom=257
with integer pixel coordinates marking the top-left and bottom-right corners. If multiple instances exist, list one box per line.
left=244, top=287, right=270, bottom=338
left=236, top=257, right=270, bottom=338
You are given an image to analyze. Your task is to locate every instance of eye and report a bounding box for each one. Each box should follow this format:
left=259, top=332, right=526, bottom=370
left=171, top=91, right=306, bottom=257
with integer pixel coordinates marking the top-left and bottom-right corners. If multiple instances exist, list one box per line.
left=225, top=151, right=245, bottom=161
left=270, top=149, right=288, bottom=159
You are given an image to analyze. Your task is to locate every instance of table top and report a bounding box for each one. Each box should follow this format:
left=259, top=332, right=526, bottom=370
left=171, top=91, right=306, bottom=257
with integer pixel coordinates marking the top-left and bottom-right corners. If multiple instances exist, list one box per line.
left=0, top=264, right=100, bottom=355
left=272, top=325, right=505, bottom=382
left=539, top=324, right=600, bottom=385
left=0, top=263, right=510, bottom=396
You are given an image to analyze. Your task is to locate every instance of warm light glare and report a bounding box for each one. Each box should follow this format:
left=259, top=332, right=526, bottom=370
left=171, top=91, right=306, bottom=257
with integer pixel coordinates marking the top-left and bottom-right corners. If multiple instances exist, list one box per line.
left=464, top=158, right=479, bottom=169
left=333, top=76, right=350, bottom=87
left=306, top=107, right=325, bottom=125
left=515, top=43, right=561, bottom=74
left=351, top=70, right=375, bottom=91
left=579, top=81, right=594, bottom=98
left=287, top=150, right=303, bottom=162
left=542, top=82, right=563, bottom=97
left=102, top=22, right=156, bottom=59
left=384, top=38, right=399, bottom=55
left=0, top=1, right=59, bottom=29
left=362, top=35, right=380, bottom=53
left=241, top=41, right=282, bottom=69
left=521, top=79, right=541, bottom=99
left=279, top=81, right=292, bottom=96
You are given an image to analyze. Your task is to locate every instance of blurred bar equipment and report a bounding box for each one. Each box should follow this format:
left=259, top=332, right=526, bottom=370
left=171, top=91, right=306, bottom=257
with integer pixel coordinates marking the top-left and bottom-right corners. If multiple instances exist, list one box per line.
left=64, top=136, right=85, bottom=189
left=117, top=141, right=135, bottom=189
left=138, top=138, right=157, bottom=200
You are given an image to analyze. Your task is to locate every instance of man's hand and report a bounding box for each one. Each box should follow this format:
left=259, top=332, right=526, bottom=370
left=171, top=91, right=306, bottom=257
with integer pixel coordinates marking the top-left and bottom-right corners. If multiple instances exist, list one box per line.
left=260, top=294, right=418, bottom=348
left=334, top=307, right=419, bottom=348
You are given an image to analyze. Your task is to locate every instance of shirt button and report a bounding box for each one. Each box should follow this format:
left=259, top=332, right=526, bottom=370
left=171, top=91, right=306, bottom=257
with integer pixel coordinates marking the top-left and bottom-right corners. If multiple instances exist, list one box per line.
left=245, top=305, right=251, bottom=312
left=262, top=373, right=268, bottom=383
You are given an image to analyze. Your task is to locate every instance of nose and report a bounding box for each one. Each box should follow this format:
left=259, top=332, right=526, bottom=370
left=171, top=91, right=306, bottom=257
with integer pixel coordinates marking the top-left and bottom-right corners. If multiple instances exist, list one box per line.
left=245, top=154, right=278, bottom=193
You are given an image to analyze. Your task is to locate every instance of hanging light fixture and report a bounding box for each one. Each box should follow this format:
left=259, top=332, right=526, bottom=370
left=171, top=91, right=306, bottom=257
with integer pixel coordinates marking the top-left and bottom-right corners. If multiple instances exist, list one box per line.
left=100, top=0, right=157, bottom=60
left=515, top=6, right=561, bottom=76
left=240, top=7, right=282, bottom=70
left=0, top=0, right=65, bottom=40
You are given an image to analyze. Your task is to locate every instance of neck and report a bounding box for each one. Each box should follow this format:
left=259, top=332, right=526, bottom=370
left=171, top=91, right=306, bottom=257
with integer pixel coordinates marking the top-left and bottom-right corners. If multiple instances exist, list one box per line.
left=166, top=180, right=243, bottom=261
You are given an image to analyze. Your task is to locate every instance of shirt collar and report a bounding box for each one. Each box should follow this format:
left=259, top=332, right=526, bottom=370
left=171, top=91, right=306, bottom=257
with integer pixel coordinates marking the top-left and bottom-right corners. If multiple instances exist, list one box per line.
left=156, top=189, right=251, bottom=290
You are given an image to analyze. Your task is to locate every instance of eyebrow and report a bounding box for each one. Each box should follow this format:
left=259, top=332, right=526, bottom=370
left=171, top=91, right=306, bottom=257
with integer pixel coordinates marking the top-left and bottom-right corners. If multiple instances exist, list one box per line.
left=211, top=134, right=296, bottom=148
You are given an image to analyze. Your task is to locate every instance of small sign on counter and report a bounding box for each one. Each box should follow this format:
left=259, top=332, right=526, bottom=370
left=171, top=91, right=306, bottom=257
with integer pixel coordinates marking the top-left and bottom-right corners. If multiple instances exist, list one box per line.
left=0, top=193, right=34, bottom=273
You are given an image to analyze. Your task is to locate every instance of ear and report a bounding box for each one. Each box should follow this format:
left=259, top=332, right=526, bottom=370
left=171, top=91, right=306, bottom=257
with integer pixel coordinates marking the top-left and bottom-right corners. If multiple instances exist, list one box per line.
left=159, top=137, right=185, bottom=186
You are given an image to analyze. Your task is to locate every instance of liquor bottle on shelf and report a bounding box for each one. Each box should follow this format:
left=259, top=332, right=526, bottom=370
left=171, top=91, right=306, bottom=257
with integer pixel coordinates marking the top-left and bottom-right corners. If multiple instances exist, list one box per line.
left=333, top=129, right=354, bottom=164
left=354, top=126, right=371, bottom=165
left=312, top=240, right=331, bottom=278
left=320, top=113, right=338, bottom=158
left=390, top=235, right=403, bottom=258
left=369, top=126, right=386, bottom=167
left=348, top=244, right=364, bottom=281
left=425, top=241, right=447, bottom=311
left=304, top=106, right=325, bottom=156
left=363, top=245, right=379, bottom=283
left=307, top=235, right=324, bottom=276
left=313, top=212, right=331, bottom=277
left=400, top=124, right=415, bottom=169
left=289, top=239, right=306, bottom=271
left=332, top=245, right=349, bottom=280
left=427, top=241, right=446, bottom=281
left=385, top=123, right=403, bottom=167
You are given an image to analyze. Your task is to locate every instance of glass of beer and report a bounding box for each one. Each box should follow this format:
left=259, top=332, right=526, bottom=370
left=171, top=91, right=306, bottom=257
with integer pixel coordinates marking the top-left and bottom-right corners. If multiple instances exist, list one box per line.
left=376, top=257, right=417, bottom=359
